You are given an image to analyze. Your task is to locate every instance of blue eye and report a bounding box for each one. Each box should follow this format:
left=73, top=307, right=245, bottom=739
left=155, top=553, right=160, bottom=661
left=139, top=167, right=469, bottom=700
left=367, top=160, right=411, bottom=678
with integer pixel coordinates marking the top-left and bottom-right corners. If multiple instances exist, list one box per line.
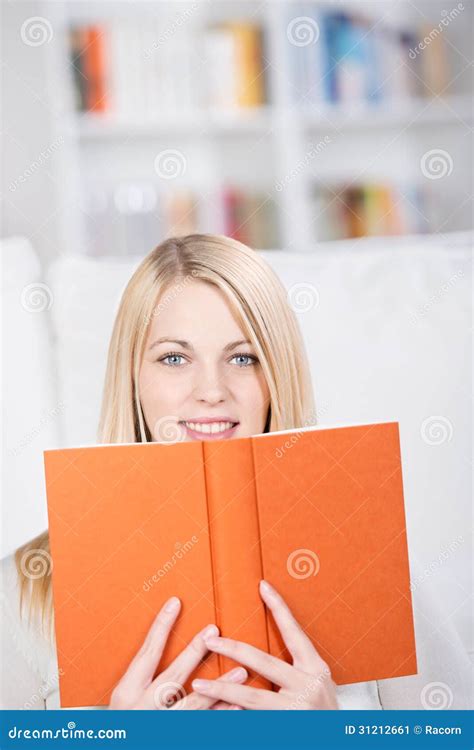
left=158, top=352, right=186, bottom=367
left=230, top=353, right=258, bottom=367
left=157, top=351, right=258, bottom=368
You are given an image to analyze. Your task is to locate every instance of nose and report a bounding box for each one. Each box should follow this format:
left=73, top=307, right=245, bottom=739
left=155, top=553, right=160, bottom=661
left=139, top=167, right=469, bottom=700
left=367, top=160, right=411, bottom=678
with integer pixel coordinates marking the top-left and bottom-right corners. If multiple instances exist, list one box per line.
left=193, top=363, right=227, bottom=405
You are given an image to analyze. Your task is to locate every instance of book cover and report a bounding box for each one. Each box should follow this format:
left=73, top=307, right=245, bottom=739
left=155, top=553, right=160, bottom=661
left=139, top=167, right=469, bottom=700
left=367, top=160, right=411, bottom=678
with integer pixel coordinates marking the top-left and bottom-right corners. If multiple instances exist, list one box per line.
left=44, top=421, right=417, bottom=707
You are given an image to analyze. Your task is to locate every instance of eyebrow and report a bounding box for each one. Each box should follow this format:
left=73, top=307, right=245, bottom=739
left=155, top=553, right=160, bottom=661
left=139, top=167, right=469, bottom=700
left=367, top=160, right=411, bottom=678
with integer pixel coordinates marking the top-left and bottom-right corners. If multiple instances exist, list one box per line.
left=148, top=337, right=252, bottom=352
left=149, top=336, right=252, bottom=352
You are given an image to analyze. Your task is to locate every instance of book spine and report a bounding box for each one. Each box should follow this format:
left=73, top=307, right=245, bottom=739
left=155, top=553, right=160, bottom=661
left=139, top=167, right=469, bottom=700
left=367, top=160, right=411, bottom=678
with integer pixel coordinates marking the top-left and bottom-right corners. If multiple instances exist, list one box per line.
left=242, top=25, right=265, bottom=107
left=205, top=26, right=237, bottom=109
left=418, top=22, right=450, bottom=96
left=69, top=27, right=88, bottom=111
left=84, top=26, right=107, bottom=112
left=203, top=440, right=272, bottom=689
left=323, top=12, right=346, bottom=103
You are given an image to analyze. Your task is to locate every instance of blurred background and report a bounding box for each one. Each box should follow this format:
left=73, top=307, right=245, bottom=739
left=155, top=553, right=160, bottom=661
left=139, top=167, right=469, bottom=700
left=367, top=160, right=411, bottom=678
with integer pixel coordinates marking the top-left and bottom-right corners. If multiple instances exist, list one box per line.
left=2, top=0, right=473, bottom=260
left=1, top=0, right=473, bottom=676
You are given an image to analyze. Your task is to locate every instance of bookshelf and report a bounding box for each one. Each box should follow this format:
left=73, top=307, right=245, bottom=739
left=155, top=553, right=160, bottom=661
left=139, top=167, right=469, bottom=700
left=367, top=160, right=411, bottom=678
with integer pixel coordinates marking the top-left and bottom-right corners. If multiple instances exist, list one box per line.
left=42, top=0, right=472, bottom=256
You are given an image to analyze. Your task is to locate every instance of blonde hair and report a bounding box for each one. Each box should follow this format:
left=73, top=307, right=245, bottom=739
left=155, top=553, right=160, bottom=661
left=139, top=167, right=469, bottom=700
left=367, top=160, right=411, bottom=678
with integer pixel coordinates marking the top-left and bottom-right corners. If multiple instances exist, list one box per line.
left=15, top=234, right=315, bottom=639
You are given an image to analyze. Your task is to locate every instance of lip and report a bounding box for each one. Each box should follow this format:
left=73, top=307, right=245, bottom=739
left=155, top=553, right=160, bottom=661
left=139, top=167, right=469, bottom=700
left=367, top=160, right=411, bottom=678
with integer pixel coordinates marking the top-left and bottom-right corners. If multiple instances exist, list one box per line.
left=180, top=417, right=238, bottom=424
left=179, top=418, right=240, bottom=441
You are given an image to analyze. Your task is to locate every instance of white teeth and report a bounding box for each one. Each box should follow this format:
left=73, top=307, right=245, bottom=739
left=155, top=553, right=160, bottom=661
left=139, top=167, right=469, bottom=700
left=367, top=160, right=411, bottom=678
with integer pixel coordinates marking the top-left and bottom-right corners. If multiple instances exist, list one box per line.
left=184, top=421, right=234, bottom=434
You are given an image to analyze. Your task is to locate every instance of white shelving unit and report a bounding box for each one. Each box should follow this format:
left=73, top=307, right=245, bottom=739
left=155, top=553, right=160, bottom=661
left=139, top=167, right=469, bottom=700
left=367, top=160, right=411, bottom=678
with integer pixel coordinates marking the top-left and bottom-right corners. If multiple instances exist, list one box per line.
left=42, top=0, right=473, bottom=256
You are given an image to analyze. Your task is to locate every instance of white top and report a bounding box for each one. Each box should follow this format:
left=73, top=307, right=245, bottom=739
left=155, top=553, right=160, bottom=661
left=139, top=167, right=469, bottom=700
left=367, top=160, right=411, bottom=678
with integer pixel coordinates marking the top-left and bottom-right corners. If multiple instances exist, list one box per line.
left=0, top=553, right=471, bottom=710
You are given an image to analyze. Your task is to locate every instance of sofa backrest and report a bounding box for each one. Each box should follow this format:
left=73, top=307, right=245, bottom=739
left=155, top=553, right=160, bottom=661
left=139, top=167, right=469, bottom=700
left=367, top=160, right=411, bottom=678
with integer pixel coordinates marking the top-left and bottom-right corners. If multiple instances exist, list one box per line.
left=2, top=232, right=472, bottom=652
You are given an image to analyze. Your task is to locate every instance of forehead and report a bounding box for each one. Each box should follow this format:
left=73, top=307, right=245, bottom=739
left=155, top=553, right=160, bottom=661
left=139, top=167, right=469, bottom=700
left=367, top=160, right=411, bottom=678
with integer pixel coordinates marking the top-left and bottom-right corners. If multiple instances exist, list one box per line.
left=147, top=280, right=248, bottom=343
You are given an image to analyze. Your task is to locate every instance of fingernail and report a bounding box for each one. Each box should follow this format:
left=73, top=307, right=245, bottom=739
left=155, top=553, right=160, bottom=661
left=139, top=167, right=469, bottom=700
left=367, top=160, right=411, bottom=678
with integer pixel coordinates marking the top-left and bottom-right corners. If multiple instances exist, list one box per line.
left=230, top=704, right=243, bottom=710
left=228, top=667, right=247, bottom=682
left=201, top=624, right=219, bottom=639
left=203, top=635, right=220, bottom=648
left=192, top=679, right=211, bottom=692
left=164, top=596, right=180, bottom=613
left=260, top=579, right=272, bottom=594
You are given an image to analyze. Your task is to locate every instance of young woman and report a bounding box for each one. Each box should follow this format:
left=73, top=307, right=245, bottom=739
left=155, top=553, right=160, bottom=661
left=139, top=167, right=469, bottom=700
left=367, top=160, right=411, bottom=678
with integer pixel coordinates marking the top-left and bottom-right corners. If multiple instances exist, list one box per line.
left=1, top=235, right=471, bottom=710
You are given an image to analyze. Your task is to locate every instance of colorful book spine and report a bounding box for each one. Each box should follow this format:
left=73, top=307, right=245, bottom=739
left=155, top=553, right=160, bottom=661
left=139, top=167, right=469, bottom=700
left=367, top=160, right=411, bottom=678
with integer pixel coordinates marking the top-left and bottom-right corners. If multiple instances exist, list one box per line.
left=311, top=182, right=427, bottom=241
left=84, top=27, right=107, bottom=112
left=205, top=23, right=266, bottom=110
left=418, top=22, right=450, bottom=96
left=234, top=23, right=266, bottom=108
left=289, top=6, right=451, bottom=105
left=69, top=27, right=87, bottom=111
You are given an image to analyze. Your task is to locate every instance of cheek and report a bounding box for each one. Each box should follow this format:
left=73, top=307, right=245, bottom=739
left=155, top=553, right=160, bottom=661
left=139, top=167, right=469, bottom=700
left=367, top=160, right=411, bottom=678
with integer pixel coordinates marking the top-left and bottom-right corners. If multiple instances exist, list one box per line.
left=138, top=363, right=184, bottom=415
left=232, top=370, right=270, bottom=417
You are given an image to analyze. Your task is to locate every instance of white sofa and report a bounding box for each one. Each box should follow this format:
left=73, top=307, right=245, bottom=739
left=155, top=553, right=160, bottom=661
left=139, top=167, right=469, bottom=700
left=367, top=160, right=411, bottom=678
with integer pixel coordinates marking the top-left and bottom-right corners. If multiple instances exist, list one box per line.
left=2, top=232, right=472, bottom=665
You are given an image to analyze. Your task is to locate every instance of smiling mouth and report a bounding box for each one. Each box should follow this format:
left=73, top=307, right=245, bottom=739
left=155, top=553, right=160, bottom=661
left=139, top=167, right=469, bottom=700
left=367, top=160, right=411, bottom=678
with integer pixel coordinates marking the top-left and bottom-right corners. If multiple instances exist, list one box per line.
left=179, top=420, right=239, bottom=436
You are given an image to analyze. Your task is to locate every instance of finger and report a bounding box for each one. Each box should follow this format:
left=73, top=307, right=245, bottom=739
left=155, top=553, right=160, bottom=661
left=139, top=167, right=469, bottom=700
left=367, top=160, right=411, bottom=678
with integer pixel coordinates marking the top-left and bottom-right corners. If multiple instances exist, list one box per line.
left=191, top=679, right=287, bottom=710
left=120, top=597, right=181, bottom=690
left=157, top=623, right=220, bottom=686
left=202, top=635, right=299, bottom=689
left=259, top=580, right=323, bottom=670
left=170, top=667, right=248, bottom=710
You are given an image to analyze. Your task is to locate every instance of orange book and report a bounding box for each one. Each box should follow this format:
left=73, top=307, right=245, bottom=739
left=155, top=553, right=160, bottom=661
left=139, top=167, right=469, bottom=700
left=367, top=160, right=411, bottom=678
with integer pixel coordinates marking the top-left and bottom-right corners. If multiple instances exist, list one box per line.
left=84, top=26, right=107, bottom=113
left=44, top=421, right=417, bottom=707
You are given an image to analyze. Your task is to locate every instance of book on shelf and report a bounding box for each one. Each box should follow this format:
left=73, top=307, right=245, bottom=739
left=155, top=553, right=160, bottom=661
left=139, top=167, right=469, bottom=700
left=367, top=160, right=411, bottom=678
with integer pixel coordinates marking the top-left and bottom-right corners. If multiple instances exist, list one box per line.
left=219, top=186, right=279, bottom=250
left=418, top=22, right=450, bottom=96
left=44, top=421, right=417, bottom=707
left=68, top=20, right=266, bottom=117
left=289, top=5, right=451, bottom=106
left=83, top=183, right=280, bottom=256
left=311, top=183, right=428, bottom=241
left=67, top=12, right=452, bottom=117
left=69, top=26, right=107, bottom=112
left=205, top=22, right=267, bottom=109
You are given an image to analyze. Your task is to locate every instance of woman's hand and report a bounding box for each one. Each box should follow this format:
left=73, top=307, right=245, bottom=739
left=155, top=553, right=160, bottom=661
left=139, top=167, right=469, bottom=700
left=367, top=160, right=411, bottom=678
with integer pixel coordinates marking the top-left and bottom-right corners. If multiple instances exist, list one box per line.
left=192, top=580, right=340, bottom=710
left=109, top=596, right=247, bottom=710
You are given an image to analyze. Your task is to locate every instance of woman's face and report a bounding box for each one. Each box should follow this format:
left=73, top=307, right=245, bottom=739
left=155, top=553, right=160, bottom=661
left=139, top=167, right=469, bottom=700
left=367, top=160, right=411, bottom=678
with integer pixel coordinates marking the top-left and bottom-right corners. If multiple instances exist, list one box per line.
left=139, top=279, right=270, bottom=442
